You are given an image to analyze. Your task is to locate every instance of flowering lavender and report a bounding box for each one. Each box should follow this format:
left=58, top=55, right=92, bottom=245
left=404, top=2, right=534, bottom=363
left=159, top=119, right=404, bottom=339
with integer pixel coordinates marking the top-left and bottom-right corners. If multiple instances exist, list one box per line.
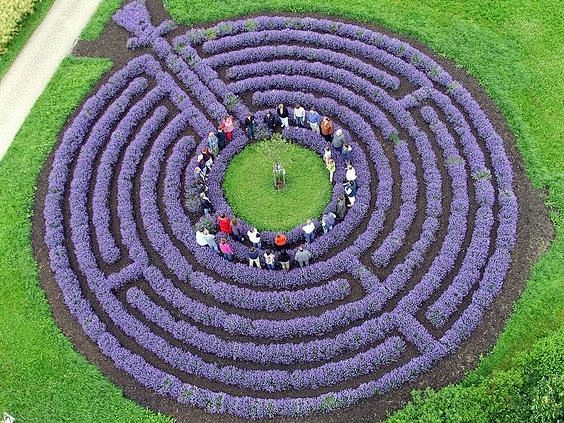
left=39, top=2, right=520, bottom=419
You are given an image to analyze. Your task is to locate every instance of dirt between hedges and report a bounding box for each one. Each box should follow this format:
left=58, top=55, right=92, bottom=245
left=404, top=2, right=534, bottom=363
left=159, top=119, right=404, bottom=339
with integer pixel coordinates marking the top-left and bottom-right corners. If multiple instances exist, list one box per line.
left=32, top=1, right=554, bottom=422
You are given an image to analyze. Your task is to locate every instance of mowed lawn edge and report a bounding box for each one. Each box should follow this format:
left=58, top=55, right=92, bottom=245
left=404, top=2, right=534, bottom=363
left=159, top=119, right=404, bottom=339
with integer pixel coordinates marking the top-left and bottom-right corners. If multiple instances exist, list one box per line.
left=0, top=57, right=173, bottom=423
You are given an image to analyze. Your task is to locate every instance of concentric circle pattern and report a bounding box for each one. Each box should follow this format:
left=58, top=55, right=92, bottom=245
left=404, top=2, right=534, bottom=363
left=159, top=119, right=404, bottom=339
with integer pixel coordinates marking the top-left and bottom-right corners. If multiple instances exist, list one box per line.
left=40, top=1, right=519, bottom=419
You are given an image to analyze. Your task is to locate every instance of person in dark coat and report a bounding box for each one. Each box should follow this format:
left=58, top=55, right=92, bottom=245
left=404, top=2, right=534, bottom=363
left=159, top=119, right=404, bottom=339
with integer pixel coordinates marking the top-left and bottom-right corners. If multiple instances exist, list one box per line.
left=216, top=127, right=227, bottom=150
left=277, top=103, right=289, bottom=128
left=278, top=249, right=290, bottom=270
left=264, top=111, right=280, bottom=131
left=344, top=181, right=357, bottom=207
left=199, top=192, right=212, bottom=216
left=335, top=195, right=347, bottom=220
left=244, top=114, right=256, bottom=139
left=248, top=247, right=261, bottom=268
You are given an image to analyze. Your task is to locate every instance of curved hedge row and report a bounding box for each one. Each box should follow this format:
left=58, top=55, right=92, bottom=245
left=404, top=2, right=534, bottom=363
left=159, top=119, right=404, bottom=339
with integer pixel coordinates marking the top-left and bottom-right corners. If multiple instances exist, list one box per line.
left=38, top=1, right=519, bottom=419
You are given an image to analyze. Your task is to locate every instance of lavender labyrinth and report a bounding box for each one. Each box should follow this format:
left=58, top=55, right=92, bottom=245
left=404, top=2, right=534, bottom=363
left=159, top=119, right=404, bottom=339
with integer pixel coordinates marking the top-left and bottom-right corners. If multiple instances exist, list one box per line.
left=39, top=1, right=519, bottom=419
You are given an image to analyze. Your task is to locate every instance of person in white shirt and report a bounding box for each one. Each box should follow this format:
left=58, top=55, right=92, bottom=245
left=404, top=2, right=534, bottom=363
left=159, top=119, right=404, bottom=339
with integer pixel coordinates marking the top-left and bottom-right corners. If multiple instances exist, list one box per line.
left=302, top=219, right=316, bottom=244
left=195, top=228, right=218, bottom=252
left=345, top=164, right=357, bottom=182
left=323, top=144, right=332, bottom=165
left=293, top=103, right=306, bottom=127
left=264, top=250, right=276, bottom=270
left=195, top=228, right=207, bottom=246
left=247, top=226, right=262, bottom=249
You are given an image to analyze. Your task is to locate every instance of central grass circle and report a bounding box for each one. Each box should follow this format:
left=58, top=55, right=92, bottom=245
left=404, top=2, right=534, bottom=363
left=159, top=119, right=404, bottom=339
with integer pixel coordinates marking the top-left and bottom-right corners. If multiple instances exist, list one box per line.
left=223, top=135, right=333, bottom=232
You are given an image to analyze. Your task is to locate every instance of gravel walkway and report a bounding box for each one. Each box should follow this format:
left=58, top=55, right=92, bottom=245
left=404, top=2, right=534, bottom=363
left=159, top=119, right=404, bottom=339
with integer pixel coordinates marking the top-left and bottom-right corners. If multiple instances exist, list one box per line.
left=0, top=0, right=102, bottom=160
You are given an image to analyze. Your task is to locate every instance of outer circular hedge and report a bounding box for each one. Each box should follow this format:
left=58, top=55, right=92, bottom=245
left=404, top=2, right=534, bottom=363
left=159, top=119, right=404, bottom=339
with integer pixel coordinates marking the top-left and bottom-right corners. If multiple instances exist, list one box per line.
left=32, top=1, right=548, bottom=421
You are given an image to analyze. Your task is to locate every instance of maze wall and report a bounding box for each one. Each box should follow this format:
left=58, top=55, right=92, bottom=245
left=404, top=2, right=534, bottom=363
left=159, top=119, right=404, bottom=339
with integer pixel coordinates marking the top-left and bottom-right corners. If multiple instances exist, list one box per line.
left=39, top=1, right=519, bottom=419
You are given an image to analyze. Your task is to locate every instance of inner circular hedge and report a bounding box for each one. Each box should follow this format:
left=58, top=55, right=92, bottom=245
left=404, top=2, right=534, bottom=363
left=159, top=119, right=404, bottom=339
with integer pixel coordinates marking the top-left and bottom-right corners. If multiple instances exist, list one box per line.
left=222, top=135, right=332, bottom=232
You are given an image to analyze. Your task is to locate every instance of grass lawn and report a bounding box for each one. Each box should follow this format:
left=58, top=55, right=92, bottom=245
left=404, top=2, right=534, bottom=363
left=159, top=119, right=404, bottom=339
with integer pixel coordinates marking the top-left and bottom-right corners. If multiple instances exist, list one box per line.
left=223, top=135, right=333, bottom=231
left=80, top=0, right=122, bottom=41
left=0, top=0, right=562, bottom=422
left=0, top=57, right=172, bottom=423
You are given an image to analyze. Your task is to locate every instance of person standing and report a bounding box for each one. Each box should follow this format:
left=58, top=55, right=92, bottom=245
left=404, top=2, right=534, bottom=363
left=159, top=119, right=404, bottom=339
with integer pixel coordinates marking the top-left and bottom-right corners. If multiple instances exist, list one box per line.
left=217, top=213, right=233, bottom=234
left=220, top=115, right=235, bottom=142
left=274, top=232, right=287, bottom=251
left=322, top=211, right=336, bottom=234
left=248, top=247, right=261, bottom=268
left=230, top=217, right=243, bottom=241
left=320, top=117, right=334, bottom=142
left=219, top=238, right=234, bottom=261
left=201, top=229, right=219, bottom=252
left=278, top=249, right=290, bottom=270
left=264, top=249, right=276, bottom=270
left=341, top=142, right=353, bottom=166
left=308, top=108, right=321, bottom=133
left=264, top=110, right=279, bottom=131
left=295, top=245, right=312, bottom=267
left=344, top=180, right=357, bottom=207
left=336, top=195, right=347, bottom=220
left=199, top=192, right=212, bottom=216
left=194, top=167, right=206, bottom=183
left=345, top=164, right=357, bottom=182
left=195, top=226, right=208, bottom=247
left=323, top=144, right=332, bottom=166
left=247, top=226, right=262, bottom=250
left=302, top=219, right=316, bottom=244
left=293, top=103, right=306, bottom=127
left=277, top=103, right=289, bottom=129
left=326, top=158, right=336, bottom=183
left=207, top=131, right=219, bottom=157
left=244, top=113, right=256, bottom=139
left=216, top=126, right=227, bottom=151
left=332, top=128, right=345, bottom=153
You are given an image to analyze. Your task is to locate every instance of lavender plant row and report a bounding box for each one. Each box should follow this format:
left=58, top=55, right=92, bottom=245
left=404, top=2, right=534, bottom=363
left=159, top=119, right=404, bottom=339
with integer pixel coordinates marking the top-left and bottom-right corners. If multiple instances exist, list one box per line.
left=38, top=1, right=520, bottom=418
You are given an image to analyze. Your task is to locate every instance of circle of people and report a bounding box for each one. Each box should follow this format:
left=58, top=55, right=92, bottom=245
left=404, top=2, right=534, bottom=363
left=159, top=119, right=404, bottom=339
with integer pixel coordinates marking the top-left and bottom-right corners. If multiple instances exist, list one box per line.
left=194, top=103, right=358, bottom=270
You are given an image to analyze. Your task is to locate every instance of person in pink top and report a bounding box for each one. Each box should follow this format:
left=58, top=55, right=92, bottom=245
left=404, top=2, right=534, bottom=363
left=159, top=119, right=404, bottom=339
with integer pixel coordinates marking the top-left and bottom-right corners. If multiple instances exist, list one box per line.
left=220, top=115, right=235, bottom=142
left=219, top=238, right=233, bottom=261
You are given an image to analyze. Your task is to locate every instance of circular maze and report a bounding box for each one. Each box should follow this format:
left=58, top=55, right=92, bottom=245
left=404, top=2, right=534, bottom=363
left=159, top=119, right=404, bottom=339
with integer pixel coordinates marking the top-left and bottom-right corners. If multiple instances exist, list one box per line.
left=38, top=1, right=520, bottom=420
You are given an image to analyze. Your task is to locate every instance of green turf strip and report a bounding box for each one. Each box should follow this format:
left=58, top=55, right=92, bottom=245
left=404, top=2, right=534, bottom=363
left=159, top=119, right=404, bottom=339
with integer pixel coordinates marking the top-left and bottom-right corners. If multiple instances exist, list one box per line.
left=223, top=135, right=333, bottom=231
left=80, top=0, right=122, bottom=41
left=0, top=57, right=172, bottom=423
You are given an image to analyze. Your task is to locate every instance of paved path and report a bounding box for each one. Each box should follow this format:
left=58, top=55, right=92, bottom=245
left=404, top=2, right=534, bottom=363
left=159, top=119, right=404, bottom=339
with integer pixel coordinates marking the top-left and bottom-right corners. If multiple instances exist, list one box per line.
left=0, top=0, right=102, bottom=161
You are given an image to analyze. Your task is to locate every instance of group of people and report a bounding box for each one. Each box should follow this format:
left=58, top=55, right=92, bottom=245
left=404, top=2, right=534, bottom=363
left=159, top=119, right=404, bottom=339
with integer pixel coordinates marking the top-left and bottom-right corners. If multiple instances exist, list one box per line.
left=195, top=216, right=314, bottom=269
left=265, top=104, right=359, bottom=205
left=193, top=104, right=360, bottom=269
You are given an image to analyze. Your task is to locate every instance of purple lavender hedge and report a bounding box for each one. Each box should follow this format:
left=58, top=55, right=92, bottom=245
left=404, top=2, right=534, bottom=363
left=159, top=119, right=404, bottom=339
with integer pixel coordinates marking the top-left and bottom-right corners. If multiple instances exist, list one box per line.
left=38, top=1, right=519, bottom=419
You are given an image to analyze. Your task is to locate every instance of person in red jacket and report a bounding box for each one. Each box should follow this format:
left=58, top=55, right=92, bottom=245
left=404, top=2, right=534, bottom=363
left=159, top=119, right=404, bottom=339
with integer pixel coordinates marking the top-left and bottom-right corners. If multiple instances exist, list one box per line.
left=274, top=232, right=287, bottom=250
left=217, top=213, right=232, bottom=234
